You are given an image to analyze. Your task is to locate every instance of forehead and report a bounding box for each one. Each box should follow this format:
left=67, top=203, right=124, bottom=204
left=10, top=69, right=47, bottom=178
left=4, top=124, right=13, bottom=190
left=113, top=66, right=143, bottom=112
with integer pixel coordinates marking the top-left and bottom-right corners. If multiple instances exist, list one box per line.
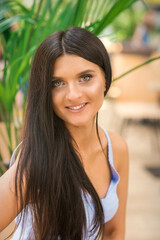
left=53, top=54, right=103, bottom=77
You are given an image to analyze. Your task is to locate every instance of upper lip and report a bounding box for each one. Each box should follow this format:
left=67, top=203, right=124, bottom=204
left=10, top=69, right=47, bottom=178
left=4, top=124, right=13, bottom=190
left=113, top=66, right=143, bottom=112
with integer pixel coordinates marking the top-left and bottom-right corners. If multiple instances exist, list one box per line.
left=65, top=103, right=87, bottom=108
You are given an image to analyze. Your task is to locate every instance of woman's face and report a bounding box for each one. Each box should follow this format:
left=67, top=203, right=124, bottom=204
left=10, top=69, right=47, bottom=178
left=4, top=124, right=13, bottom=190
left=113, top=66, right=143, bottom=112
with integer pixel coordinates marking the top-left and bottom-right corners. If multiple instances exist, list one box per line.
left=51, top=54, right=106, bottom=128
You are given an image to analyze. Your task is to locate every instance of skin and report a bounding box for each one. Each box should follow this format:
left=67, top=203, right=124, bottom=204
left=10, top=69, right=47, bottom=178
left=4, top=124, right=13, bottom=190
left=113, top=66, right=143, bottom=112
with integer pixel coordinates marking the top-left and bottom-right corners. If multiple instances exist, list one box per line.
left=0, top=151, right=22, bottom=231
left=0, top=54, right=129, bottom=240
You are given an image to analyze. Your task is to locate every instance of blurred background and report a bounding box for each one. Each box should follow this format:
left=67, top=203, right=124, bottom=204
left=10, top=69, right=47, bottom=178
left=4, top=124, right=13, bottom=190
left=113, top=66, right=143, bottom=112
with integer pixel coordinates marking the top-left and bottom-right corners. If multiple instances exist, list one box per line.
left=0, top=0, right=160, bottom=239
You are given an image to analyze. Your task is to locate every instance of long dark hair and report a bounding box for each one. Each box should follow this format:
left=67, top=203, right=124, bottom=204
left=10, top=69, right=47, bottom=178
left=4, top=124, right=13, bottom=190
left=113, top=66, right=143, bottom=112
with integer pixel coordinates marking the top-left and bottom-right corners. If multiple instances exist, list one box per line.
left=15, top=26, right=112, bottom=240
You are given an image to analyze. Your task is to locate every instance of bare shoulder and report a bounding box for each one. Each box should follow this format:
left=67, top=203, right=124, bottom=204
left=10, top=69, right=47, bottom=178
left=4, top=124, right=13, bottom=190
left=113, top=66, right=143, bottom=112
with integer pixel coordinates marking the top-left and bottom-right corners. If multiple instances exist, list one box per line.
left=107, top=131, right=129, bottom=171
left=107, top=131, right=128, bottom=151
left=0, top=150, right=24, bottom=231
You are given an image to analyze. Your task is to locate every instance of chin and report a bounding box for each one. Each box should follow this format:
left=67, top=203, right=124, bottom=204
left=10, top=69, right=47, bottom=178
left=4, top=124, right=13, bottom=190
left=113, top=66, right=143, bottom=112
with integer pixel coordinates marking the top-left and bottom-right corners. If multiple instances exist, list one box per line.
left=65, top=118, right=94, bottom=128
left=66, top=122, right=86, bottom=128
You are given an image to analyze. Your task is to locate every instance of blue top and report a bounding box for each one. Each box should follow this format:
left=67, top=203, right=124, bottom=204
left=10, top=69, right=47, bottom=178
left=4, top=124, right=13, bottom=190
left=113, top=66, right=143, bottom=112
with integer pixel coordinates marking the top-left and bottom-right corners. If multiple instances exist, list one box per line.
left=10, top=128, right=120, bottom=240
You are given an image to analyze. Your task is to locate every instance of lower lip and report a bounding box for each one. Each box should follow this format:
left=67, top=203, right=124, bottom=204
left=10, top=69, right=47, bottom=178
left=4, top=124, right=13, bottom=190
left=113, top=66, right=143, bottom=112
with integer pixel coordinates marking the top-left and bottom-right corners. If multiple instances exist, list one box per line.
left=66, top=103, right=87, bottom=113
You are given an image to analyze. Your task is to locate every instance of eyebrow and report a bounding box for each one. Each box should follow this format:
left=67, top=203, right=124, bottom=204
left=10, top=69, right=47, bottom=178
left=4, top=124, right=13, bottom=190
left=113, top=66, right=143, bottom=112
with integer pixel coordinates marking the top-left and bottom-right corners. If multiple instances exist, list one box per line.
left=52, top=69, right=96, bottom=80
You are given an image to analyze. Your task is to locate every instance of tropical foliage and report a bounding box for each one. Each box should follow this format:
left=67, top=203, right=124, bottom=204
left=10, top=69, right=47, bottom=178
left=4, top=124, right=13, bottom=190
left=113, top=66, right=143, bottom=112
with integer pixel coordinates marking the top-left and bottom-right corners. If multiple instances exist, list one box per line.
left=0, top=0, right=146, bottom=174
left=109, top=2, right=146, bottom=42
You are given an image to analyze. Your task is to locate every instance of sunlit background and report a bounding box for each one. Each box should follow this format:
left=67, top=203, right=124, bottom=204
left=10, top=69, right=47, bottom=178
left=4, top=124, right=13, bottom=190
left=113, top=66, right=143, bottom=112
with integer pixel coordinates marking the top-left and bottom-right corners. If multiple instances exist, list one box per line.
left=0, top=0, right=160, bottom=239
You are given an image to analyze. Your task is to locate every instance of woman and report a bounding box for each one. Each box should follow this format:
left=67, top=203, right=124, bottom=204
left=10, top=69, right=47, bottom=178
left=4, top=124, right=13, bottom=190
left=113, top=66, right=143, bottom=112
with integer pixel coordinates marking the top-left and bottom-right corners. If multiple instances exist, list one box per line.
left=0, top=26, right=129, bottom=240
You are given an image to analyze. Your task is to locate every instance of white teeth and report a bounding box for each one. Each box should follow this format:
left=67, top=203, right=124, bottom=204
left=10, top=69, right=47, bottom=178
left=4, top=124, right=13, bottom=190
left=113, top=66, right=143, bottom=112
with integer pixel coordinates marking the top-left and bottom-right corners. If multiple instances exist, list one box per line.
left=69, top=103, right=85, bottom=110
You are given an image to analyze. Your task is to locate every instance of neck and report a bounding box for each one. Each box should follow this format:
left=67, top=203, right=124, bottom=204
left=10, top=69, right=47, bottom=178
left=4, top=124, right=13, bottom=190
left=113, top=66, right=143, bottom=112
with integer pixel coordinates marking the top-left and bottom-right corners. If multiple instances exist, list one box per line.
left=66, top=120, right=98, bottom=152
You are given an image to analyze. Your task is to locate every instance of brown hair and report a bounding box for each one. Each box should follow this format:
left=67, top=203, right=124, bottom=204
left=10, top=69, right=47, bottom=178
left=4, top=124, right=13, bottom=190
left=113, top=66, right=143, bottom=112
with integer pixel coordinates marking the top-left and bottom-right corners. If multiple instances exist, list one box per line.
left=15, top=26, right=112, bottom=240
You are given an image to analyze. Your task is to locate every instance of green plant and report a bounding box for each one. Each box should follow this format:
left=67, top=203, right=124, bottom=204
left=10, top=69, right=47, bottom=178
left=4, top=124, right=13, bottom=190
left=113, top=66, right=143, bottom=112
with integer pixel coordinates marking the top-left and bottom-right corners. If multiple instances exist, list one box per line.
left=0, top=0, right=147, bottom=174
left=109, top=3, right=146, bottom=42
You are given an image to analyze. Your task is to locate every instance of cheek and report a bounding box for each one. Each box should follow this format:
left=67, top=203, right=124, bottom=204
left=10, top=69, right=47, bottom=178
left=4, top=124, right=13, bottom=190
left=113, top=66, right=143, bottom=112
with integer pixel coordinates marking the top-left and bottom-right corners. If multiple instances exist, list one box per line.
left=96, top=87, right=105, bottom=108
left=93, top=81, right=106, bottom=111
left=89, top=81, right=105, bottom=101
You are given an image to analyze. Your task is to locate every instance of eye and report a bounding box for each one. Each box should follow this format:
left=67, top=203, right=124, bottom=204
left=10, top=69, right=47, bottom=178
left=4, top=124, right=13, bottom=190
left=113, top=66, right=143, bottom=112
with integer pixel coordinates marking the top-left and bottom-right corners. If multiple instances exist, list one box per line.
left=80, top=74, right=92, bottom=82
left=51, top=80, right=64, bottom=88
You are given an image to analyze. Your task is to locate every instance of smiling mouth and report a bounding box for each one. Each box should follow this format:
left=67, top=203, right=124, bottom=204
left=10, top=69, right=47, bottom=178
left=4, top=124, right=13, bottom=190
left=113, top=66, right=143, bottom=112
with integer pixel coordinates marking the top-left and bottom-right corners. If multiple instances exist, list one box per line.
left=66, top=103, right=87, bottom=110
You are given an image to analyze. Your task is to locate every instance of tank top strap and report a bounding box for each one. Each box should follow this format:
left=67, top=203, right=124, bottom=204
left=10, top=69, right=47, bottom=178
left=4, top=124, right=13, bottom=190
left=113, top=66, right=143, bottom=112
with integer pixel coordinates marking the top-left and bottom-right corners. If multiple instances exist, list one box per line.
left=10, top=142, right=22, bottom=167
left=101, top=127, right=114, bottom=167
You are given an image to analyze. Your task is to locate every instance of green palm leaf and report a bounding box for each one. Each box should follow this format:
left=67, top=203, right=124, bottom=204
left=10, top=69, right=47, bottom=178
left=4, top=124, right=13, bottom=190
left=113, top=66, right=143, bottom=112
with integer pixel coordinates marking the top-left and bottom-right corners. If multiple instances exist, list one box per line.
left=1, top=0, right=158, bottom=175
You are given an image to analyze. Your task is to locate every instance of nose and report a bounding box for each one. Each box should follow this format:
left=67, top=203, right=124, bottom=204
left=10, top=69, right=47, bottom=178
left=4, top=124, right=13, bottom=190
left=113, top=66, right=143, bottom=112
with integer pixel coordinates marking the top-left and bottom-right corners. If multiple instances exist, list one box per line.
left=65, top=82, right=82, bottom=102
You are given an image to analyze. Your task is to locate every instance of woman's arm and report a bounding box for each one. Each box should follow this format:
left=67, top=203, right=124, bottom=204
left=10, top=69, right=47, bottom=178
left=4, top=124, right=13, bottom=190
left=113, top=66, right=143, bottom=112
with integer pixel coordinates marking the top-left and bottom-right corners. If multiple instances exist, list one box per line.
left=103, top=133, right=129, bottom=240
left=0, top=153, right=23, bottom=232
